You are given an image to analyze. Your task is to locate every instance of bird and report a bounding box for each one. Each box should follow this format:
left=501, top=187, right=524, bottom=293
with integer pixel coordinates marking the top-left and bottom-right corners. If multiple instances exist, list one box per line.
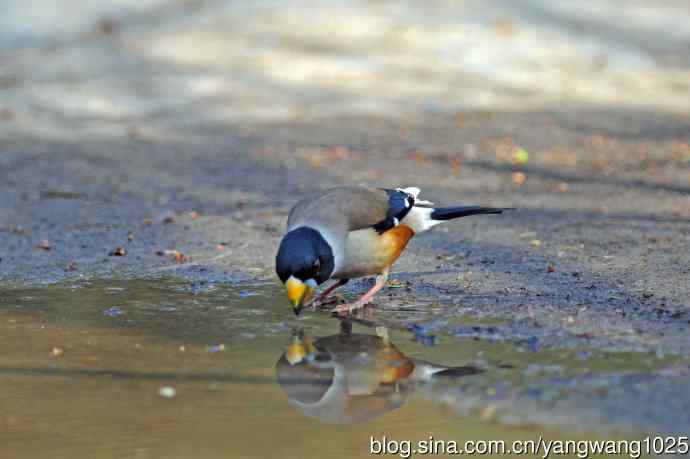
left=276, top=321, right=482, bottom=424
left=275, top=185, right=510, bottom=315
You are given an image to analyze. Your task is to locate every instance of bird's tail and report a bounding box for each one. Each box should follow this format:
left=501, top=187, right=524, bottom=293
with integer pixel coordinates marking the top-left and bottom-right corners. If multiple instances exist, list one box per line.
left=401, top=205, right=511, bottom=233
left=410, top=358, right=483, bottom=381
left=430, top=206, right=508, bottom=221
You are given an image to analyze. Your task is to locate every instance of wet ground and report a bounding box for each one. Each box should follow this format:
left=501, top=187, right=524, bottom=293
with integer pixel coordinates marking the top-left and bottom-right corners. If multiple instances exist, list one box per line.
left=1, top=0, right=690, bottom=454
left=0, top=281, right=680, bottom=459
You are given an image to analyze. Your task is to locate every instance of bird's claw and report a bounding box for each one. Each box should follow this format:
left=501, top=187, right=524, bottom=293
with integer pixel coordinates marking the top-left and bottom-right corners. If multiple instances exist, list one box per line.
left=308, top=296, right=339, bottom=310
left=331, top=300, right=366, bottom=315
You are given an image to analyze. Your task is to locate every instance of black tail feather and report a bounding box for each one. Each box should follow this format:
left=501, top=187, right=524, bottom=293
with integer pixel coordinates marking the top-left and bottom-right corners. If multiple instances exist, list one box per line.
left=430, top=206, right=511, bottom=221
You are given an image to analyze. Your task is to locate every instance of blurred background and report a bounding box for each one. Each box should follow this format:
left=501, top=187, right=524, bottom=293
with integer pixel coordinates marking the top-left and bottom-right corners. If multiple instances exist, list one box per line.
left=2, top=0, right=690, bottom=133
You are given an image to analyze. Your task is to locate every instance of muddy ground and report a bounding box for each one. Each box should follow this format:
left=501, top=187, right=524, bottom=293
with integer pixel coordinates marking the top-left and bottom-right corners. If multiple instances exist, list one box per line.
left=1, top=0, right=690, bottom=437
left=2, top=110, right=689, bottom=352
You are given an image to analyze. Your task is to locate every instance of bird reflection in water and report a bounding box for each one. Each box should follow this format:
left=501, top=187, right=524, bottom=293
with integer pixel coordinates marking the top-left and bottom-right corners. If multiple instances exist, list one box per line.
left=275, top=321, right=482, bottom=424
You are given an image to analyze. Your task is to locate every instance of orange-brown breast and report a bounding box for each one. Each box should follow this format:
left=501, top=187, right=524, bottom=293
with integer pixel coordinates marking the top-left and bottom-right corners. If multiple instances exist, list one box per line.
left=380, top=224, right=415, bottom=267
left=379, top=346, right=415, bottom=384
left=336, top=224, right=416, bottom=278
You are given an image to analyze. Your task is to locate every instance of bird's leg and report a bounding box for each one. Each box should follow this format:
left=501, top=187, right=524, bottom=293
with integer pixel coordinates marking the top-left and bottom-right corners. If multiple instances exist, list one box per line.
left=340, top=320, right=353, bottom=336
left=310, top=279, right=349, bottom=308
left=332, top=269, right=389, bottom=314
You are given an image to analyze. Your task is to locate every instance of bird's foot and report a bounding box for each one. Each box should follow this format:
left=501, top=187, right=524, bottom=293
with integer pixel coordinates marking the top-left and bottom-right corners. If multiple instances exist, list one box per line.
left=308, top=296, right=339, bottom=310
left=331, top=299, right=369, bottom=315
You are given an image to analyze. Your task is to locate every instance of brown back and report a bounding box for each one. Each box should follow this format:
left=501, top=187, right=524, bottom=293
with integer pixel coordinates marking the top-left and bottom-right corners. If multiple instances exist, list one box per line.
left=287, top=186, right=390, bottom=233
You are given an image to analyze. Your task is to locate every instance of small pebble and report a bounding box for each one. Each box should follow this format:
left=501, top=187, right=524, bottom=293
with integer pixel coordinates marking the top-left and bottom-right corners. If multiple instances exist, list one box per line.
left=480, top=403, right=498, bottom=421
left=576, top=351, right=593, bottom=360
left=208, top=344, right=225, bottom=353
left=104, top=306, right=124, bottom=317
left=50, top=347, right=64, bottom=357
left=414, top=333, right=438, bottom=346
left=157, top=386, right=176, bottom=398
left=65, top=261, right=78, bottom=272
left=525, top=336, right=540, bottom=352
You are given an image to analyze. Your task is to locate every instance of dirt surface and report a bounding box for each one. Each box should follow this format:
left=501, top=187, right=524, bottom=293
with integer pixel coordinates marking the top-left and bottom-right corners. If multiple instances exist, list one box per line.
left=3, top=111, right=690, bottom=353
left=1, top=0, right=690, bottom=438
left=1, top=109, right=689, bottom=366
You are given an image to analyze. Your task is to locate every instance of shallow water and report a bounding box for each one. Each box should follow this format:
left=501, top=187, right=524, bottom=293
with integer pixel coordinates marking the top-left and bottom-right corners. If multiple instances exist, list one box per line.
left=0, top=280, right=672, bottom=458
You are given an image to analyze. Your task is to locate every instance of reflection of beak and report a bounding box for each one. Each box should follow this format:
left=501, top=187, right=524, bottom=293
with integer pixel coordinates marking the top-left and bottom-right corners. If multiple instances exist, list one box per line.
left=286, top=276, right=316, bottom=315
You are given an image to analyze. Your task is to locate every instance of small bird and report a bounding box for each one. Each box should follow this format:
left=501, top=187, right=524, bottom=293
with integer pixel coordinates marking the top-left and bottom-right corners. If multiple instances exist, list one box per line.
left=276, top=185, right=509, bottom=314
left=276, top=322, right=482, bottom=424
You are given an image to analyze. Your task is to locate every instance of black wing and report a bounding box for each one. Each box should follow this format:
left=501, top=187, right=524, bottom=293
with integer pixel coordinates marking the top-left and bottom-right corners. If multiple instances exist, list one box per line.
left=372, top=188, right=415, bottom=234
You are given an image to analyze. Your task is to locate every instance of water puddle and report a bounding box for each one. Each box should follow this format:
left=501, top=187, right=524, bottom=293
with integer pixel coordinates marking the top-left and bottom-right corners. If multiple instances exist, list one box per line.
left=0, top=281, right=673, bottom=458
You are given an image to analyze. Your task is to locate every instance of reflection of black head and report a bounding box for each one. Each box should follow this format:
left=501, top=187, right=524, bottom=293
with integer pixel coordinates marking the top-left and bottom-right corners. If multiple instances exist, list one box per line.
left=275, top=227, right=334, bottom=284
left=275, top=354, right=334, bottom=404
left=275, top=332, right=415, bottom=425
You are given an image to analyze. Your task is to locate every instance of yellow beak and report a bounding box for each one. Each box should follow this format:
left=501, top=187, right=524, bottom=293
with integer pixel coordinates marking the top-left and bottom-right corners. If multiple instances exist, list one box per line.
left=286, top=276, right=316, bottom=314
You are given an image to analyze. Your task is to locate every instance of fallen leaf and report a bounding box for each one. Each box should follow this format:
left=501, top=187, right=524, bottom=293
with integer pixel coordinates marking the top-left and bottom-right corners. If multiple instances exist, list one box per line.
left=108, top=247, right=126, bottom=256
left=407, top=149, right=427, bottom=162
left=96, top=18, right=118, bottom=35
left=513, top=147, right=529, bottom=165
left=512, top=172, right=526, bottom=185
left=547, top=265, right=556, bottom=273
left=160, top=249, right=187, bottom=263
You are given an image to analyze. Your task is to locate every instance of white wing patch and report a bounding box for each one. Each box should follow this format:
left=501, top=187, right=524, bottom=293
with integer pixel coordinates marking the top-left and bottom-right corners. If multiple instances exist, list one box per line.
left=400, top=206, right=441, bottom=233
left=398, top=186, right=421, bottom=198
left=397, top=186, right=434, bottom=207
left=390, top=187, right=439, bottom=232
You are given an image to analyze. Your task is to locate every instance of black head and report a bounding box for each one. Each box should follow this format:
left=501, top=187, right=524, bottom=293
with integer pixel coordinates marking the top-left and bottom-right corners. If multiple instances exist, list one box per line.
left=276, top=227, right=334, bottom=313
